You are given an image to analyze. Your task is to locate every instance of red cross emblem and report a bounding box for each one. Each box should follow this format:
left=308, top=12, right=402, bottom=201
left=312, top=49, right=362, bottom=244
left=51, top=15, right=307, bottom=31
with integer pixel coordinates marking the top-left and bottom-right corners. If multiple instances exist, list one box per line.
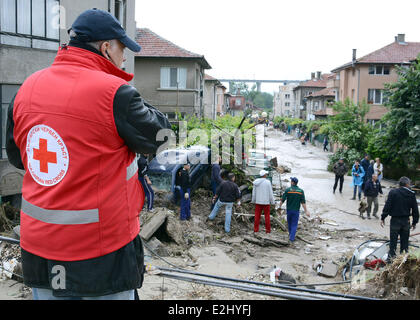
left=33, top=138, right=57, bottom=173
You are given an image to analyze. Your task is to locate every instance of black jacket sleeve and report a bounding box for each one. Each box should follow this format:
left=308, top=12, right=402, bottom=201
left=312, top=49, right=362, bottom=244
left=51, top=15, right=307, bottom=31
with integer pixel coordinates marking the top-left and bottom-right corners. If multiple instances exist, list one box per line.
left=113, top=85, right=172, bottom=154
left=412, top=197, right=419, bottom=226
left=381, top=190, right=394, bottom=220
left=6, top=95, right=24, bottom=170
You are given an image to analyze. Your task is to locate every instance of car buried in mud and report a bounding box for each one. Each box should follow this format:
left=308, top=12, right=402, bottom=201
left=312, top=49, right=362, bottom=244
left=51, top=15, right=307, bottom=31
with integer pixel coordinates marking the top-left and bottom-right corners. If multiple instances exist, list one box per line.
left=147, top=146, right=211, bottom=204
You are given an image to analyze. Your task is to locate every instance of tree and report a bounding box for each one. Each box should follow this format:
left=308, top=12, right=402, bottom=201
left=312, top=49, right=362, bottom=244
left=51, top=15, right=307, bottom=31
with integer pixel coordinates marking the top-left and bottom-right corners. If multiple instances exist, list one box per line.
left=366, top=56, right=420, bottom=169
left=320, top=98, right=372, bottom=170
left=229, top=82, right=273, bottom=109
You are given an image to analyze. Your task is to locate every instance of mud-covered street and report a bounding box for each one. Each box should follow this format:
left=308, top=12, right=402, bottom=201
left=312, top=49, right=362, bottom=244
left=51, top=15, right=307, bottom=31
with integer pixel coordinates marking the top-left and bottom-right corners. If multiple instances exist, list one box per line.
left=0, top=127, right=418, bottom=300
left=136, top=128, right=418, bottom=300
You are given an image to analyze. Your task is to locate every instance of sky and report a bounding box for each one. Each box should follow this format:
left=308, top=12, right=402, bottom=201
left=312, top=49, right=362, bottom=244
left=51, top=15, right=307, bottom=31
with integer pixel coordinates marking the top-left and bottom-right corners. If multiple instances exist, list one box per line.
left=135, top=0, right=420, bottom=93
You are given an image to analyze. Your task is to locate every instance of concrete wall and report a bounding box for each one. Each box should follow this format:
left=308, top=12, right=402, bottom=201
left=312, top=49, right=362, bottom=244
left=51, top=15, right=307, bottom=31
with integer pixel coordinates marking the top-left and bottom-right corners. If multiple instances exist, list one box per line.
left=1, top=0, right=137, bottom=85
left=0, top=47, right=56, bottom=84
left=134, top=58, right=203, bottom=116
left=203, top=81, right=217, bottom=120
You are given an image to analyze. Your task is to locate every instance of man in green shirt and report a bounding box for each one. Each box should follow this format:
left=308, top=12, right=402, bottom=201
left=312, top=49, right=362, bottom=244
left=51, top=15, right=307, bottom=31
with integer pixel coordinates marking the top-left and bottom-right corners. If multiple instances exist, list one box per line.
left=279, top=177, right=310, bottom=243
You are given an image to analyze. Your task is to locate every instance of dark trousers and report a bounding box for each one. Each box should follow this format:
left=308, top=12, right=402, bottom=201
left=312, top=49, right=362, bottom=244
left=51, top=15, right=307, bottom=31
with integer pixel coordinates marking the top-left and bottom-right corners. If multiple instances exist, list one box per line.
left=353, top=185, right=362, bottom=200
left=286, top=210, right=300, bottom=242
left=333, top=175, right=344, bottom=192
left=180, top=188, right=191, bottom=220
left=388, top=217, right=410, bottom=259
left=139, top=177, right=154, bottom=211
left=323, top=143, right=328, bottom=152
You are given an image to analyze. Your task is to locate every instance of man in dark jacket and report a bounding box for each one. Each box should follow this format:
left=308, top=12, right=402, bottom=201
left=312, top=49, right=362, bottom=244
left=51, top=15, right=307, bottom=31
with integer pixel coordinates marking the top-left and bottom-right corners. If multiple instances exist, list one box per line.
left=363, top=174, right=383, bottom=219
left=6, top=9, right=171, bottom=300
left=207, top=173, right=241, bottom=233
left=211, top=156, right=223, bottom=209
left=179, top=163, right=192, bottom=221
left=360, top=154, right=370, bottom=191
left=381, top=177, right=419, bottom=261
left=332, top=158, right=347, bottom=194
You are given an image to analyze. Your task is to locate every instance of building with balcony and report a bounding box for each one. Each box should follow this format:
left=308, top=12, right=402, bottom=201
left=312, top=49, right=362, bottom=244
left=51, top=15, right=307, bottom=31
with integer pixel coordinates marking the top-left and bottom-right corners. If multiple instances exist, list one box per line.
left=331, top=34, right=420, bottom=122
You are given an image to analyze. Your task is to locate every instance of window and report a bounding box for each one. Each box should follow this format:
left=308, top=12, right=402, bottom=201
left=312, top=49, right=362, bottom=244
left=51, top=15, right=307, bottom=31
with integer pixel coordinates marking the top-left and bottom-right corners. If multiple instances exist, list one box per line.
left=114, top=0, right=127, bottom=29
left=160, top=67, right=187, bottom=89
left=285, top=102, right=290, bottom=107
left=369, top=65, right=391, bottom=75
left=0, top=0, right=60, bottom=50
left=1, top=85, right=20, bottom=159
left=368, top=89, right=385, bottom=105
left=285, top=94, right=290, bottom=99
left=235, top=98, right=242, bottom=106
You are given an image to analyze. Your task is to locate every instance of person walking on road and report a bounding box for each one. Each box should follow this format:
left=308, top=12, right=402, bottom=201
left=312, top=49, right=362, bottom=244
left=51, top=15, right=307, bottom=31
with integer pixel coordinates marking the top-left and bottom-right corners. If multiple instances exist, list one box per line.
left=179, top=163, right=192, bottom=221
left=138, top=154, right=155, bottom=212
left=381, top=177, right=419, bottom=261
left=252, top=170, right=275, bottom=234
left=365, top=160, right=375, bottom=183
left=323, top=136, right=329, bottom=152
left=351, top=161, right=365, bottom=200
left=333, top=158, right=347, bottom=194
left=279, top=177, right=310, bottom=243
left=360, top=154, right=370, bottom=191
left=374, top=158, right=384, bottom=183
left=5, top=9, right=171, bottom=300
left=363, top=174, right=383, bottom=219
left=208, top=173, right=241, bottom=233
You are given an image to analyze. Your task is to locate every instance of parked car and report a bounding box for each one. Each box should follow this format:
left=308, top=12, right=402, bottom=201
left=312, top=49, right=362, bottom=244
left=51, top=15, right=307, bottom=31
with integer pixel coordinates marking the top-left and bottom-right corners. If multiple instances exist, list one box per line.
left=147, top=146, right=211, bottom=204
left=246, top=149, right=272, bottom=168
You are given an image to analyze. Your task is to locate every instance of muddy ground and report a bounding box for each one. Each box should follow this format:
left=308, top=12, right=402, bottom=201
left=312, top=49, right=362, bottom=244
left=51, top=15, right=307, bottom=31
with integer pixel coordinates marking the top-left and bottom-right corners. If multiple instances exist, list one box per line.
left=0, top=128, right=419, bottom=300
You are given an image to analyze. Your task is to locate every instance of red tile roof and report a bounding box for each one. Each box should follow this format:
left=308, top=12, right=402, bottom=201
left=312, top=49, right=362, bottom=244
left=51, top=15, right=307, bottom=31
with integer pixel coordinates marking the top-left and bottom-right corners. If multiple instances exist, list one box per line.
left=135, top=28, right=211, bottom=68
left=332, top=41, right=420, bottom=72
left=307, top=87, right=336, bottom=98
left=204, top=74, right=218, bottom=81
left=295, top=73, right=333, bottom=89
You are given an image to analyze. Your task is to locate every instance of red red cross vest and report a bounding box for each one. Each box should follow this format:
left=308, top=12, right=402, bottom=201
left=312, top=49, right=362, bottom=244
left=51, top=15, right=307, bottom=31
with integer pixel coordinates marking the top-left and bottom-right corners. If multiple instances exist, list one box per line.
left=12, top=46, right=143, bottom=261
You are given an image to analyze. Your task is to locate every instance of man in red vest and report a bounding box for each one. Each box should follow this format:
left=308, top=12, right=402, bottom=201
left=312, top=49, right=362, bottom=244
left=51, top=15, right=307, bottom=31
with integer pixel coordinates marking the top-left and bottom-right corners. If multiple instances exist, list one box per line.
left=6, top=9, right=171, bottom=300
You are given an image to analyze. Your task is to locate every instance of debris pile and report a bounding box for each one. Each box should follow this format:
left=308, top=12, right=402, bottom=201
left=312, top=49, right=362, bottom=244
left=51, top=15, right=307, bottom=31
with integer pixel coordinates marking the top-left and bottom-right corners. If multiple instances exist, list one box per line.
left=375, top=251, right=420, bottom=299
left=0, top=242, right=22, bottom=282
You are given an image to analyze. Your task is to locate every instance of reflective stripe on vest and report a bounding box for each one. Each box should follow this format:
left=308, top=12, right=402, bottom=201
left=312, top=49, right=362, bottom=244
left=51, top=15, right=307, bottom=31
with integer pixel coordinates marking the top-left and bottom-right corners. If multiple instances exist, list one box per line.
left=126, top=158, right=138, bottom=180
left=21, top=197, right=99, bottom=225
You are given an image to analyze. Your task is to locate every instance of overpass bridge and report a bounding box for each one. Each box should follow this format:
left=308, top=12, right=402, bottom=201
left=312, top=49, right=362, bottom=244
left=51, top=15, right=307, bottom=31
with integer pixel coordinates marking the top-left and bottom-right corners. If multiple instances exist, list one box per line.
left=218, top=79, right=306, bottom=92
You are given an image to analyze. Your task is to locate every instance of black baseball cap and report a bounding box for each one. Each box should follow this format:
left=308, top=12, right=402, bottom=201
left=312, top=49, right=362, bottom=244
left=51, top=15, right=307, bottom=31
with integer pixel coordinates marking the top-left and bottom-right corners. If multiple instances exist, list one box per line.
left=69, top=8, right=141, bottom=52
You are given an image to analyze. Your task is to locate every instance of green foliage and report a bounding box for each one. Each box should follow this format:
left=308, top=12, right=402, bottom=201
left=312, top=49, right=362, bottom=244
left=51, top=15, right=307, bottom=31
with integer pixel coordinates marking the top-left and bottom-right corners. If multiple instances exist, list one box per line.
left=327, top=148, right=364, bottom=174
left=229, top=82, right=273, bottom=109
left=366, top=57, right=420, bottom=169
left=321, top=99, right=371, bottom=150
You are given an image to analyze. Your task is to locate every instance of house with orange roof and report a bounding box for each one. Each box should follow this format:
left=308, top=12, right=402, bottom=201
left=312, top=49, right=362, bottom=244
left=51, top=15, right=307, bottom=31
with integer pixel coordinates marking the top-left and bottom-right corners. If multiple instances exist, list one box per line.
left=331, top=34, right=420, bottom=122
left=134, top=28, right=211, bottom=120
left=293, top=72, right=333, bottom=119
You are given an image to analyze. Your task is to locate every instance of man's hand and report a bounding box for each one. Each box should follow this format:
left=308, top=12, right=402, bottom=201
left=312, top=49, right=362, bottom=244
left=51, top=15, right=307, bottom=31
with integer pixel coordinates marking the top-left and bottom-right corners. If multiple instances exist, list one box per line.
left=305, top=210, right=310, bottom=217
left=184, top=193, right=189, bottom=200
left=412, top=224, right=416, bottom=231
left=380, top=220, right=385, bottom=228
